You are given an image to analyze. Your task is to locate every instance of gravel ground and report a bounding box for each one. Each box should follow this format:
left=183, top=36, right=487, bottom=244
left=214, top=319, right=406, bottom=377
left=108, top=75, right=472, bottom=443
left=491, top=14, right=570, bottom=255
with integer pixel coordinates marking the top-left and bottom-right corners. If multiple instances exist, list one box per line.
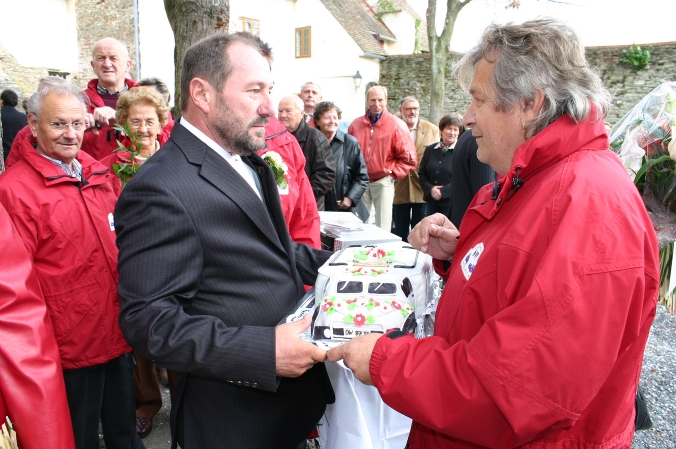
left=631, top=304, right=676, bottom=449
left=103, top=306, right=676, bottom=449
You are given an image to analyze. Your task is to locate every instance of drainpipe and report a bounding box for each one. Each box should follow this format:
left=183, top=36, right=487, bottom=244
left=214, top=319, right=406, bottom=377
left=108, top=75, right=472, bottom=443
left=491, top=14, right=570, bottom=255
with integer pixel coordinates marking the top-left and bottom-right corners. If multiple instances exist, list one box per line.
left=133, top=0, right=141, bottom=80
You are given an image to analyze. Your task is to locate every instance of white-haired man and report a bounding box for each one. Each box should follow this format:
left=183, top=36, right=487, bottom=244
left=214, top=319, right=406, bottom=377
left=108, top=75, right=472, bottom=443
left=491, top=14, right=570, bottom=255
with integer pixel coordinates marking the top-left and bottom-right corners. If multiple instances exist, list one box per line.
left=0, top=83, right=142, bottom=449
left=278, top=94, right=335, bottom=210
left=393, top=96, right=439, bottom=240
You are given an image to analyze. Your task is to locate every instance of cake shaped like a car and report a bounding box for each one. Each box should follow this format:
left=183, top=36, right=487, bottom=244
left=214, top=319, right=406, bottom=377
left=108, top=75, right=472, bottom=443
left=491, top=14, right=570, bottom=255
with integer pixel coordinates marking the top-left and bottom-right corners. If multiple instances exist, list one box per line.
left=312, top=242, right=432, bottom=343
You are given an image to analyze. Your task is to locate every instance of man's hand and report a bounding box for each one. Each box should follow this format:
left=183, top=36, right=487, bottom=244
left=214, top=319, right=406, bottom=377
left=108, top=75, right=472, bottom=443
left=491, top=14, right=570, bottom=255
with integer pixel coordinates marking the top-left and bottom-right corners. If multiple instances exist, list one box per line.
left=339, top=196, right=353, bottom=210
left=327, top=333, right=381, bottom=385
left=275, top=314, right=327, bottom=378
left=85, top=112, right=99, bottom=135
left=93, top=106, right=117, bottom=128
left=431, top=186, right=442, bottom=201
left=408, top=213, right=460, bottom=262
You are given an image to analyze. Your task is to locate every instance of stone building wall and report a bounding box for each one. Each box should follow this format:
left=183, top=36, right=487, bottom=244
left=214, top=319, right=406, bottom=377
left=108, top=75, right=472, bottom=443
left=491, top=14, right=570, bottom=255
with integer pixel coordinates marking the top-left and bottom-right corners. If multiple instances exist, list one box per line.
left=0, top=44, right=50, bottom=109
left=72, top=0, right=136, bottom=88
left=380, top=42, right=676, bottom=126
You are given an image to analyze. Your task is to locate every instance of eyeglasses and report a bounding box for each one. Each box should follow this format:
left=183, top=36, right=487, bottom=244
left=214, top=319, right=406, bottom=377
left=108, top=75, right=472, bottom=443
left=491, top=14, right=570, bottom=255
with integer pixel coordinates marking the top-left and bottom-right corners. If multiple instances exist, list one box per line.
left=44, top=120, right=86, bottom=131
left=403, top=107, right=419, bottom=112
left=128, top=119, right=158, bottom=129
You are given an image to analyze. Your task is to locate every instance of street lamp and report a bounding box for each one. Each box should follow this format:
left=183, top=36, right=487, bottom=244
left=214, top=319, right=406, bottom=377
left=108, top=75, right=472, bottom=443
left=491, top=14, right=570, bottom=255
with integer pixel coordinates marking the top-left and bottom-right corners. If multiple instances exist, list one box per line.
left=353, top=71, right=362, bottom=91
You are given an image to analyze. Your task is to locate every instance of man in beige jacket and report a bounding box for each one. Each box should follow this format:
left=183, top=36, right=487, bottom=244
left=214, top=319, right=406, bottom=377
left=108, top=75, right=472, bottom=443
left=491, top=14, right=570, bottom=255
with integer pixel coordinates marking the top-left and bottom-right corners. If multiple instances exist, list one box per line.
left=393, top=96, right=439, bottom=240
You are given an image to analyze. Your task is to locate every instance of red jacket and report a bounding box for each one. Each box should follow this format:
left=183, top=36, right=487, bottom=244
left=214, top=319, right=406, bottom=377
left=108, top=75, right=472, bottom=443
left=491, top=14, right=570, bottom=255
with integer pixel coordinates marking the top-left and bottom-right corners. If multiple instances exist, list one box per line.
left=0, top=141, right=130, bottom=369
left=5, top=125, right=33, bottom=169
left=348, top=108, right=417, bottom=182
left=81, top=78, right=139, bottom=161
left=258, top=117, right=321, bottom=249
left=370, top=112, right=659, bottom=448
left=0, top=205, right=75, bottom=449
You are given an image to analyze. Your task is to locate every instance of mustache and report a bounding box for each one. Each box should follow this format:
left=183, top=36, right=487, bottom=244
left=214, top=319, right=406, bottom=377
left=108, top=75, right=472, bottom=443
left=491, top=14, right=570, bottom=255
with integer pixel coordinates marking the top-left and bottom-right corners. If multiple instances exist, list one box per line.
left=250, top=117, right=269, bottom=127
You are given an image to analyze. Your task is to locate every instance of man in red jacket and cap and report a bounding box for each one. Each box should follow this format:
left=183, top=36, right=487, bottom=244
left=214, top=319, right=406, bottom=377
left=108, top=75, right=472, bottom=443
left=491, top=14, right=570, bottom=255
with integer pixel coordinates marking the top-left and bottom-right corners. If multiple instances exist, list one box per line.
left=81, top=37, right=139, bottom=160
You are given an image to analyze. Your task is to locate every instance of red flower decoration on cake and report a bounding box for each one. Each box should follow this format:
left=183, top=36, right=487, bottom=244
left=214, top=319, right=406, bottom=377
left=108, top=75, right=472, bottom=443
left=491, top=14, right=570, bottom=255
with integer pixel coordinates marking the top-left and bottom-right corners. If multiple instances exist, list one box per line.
left=392, top=302, right=402, bottom=310
left=353, top=314, right=366, bottom=326
left=322, top=302, right=333, bottom=311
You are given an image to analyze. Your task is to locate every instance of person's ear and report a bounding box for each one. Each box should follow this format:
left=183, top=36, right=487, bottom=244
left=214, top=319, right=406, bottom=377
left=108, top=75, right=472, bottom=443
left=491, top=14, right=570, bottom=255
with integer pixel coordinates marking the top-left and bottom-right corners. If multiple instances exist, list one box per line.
left=29, top=114, right=39, bottom=137
left=190, top=78, right=212, bottom=115
left=522, top=90, right=545, bottom=122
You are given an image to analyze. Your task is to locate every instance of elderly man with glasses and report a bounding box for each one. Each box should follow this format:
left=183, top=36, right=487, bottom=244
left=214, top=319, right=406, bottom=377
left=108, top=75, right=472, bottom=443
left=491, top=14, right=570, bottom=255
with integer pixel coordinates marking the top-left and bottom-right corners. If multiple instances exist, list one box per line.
left=0, top=83, right=144, bottom=449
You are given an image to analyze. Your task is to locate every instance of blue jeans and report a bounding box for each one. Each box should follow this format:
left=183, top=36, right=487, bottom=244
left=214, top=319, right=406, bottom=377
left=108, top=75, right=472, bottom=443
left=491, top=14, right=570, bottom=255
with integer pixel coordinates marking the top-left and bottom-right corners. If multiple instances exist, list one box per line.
left=393, top=203, right=427, bottom=241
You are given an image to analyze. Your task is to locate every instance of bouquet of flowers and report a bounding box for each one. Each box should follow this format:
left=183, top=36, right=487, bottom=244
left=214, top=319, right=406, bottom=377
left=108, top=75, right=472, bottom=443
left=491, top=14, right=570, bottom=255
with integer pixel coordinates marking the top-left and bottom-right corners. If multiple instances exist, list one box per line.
left=610, top=81, right=676, bottom=312
left=0, top=417, right=18, bottom=449
left=262, top=151, right=289, bottom=189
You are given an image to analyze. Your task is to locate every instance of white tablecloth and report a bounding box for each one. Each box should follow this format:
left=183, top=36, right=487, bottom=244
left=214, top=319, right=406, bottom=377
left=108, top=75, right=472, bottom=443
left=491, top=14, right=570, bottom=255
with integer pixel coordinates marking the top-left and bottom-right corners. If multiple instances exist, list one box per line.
left=318, top=360, right=411, bottom=449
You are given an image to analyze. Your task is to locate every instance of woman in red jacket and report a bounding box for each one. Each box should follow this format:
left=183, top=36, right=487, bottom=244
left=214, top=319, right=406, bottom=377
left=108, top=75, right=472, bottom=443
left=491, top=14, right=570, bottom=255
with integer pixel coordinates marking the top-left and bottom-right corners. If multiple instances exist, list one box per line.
left=0, top=204, right=75, bottom=449
left=100, top=87, right=169, bottom=438
left=100, top=87, right=169, bottom=197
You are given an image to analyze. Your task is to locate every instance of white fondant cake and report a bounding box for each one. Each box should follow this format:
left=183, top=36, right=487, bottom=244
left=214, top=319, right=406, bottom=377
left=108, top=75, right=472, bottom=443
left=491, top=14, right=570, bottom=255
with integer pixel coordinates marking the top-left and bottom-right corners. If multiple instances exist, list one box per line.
left=313, top=242, right=433, bottom=342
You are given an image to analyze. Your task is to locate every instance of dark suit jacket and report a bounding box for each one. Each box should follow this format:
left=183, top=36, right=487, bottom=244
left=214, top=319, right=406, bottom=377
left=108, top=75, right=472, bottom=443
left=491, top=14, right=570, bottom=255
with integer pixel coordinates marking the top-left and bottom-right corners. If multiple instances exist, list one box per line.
left=290, top=119, right=335, bottom=210
left=1, top=106, right=28, bottom=161
left=447, top=131, right=495, bottom=227
left=115, top=123, right=334, bottom=449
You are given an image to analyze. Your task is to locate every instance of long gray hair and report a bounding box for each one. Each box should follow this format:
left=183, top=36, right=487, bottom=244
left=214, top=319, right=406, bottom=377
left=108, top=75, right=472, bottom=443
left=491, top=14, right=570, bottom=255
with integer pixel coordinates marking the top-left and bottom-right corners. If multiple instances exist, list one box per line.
left=454, top=18, right=611, bottom=138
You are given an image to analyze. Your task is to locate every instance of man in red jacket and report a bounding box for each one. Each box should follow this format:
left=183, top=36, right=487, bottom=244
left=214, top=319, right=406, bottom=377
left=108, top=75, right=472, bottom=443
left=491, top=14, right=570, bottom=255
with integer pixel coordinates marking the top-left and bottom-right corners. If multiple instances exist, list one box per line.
left=0, top=83, right=143, bottom=449
left=81, top=37, right=139, bottom=160
left=348, top=85, right=416, bottom=231
left=0, top=204, right=75, bottom=449
left=331, top=19, right=658, bottom=449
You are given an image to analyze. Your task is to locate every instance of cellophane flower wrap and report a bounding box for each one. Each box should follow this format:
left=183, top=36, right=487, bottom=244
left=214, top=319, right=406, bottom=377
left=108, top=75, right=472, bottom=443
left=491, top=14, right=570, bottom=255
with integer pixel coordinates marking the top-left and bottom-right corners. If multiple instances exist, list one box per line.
left=610, top=81, right=676, bottom=312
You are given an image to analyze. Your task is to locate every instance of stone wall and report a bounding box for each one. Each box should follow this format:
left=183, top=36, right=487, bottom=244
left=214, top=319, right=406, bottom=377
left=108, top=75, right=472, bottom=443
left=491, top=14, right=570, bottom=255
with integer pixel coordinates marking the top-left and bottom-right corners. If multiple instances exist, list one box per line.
left=0, top=0, right=135, bottom=104
left=380, top=42, right=676, bottom=126
left=72, top=0, right=136, bottom=88
left=0, top=44, right=50, bottom=109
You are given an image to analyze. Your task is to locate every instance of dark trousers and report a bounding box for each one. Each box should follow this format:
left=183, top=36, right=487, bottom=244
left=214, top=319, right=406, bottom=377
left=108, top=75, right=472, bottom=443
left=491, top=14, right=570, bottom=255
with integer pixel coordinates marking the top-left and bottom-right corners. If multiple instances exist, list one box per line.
left=63, top=352, right=145, bottom=449
left=393, top=203, right=427, bottom=241
left=426, top=203, right=449, bottom=217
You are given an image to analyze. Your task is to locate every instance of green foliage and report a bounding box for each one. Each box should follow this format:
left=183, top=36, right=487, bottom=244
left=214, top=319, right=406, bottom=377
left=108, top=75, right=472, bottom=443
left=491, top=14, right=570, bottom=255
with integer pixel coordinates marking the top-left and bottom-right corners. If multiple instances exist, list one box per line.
left=413, top=17, right=422, bottom=54
left=620, top=44, right=651, bottom=70
left=376, top=0, right=397, bottom=19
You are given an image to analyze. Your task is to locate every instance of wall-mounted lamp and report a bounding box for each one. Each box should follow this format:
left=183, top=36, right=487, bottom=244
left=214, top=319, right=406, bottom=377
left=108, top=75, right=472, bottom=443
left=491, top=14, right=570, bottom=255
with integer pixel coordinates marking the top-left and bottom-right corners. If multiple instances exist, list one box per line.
left=353, top=71, right=362, bottom=90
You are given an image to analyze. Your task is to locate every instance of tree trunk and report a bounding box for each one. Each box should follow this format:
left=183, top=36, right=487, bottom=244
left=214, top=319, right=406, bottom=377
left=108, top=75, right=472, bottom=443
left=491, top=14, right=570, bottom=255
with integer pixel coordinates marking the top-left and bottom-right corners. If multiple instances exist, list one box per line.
left=163, top=0, right=229, bottom=118
left=426, top=0, right=470, bottom=125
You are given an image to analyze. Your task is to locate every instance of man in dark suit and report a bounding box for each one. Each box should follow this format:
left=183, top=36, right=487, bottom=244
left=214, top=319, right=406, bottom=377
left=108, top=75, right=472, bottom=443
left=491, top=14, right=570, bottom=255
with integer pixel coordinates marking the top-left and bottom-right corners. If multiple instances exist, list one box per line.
left=114, top=32, right=334, bottom=449
left=1, top=89, right=28, bottom=161
left=447, top=130, right=495, bottom=228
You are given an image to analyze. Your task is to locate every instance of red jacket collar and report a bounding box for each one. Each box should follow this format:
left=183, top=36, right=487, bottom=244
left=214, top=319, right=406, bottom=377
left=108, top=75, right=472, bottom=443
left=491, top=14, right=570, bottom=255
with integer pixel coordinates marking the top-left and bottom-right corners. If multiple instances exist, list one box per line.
left=19, top=139, right=110, bottom=185
left=84, top=78, right=140, bottom=108
left=499, top=108, right=608, bottom=196
left=473, top=108, right=609, bottom=220
left=360, top=107, right=393, bottom=127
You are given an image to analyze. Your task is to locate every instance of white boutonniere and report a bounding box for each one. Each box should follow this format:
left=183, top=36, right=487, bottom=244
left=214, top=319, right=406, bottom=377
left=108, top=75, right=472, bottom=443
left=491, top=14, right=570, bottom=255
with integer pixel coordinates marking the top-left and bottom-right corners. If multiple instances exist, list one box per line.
left=262, top=151, right=289, bottom=189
